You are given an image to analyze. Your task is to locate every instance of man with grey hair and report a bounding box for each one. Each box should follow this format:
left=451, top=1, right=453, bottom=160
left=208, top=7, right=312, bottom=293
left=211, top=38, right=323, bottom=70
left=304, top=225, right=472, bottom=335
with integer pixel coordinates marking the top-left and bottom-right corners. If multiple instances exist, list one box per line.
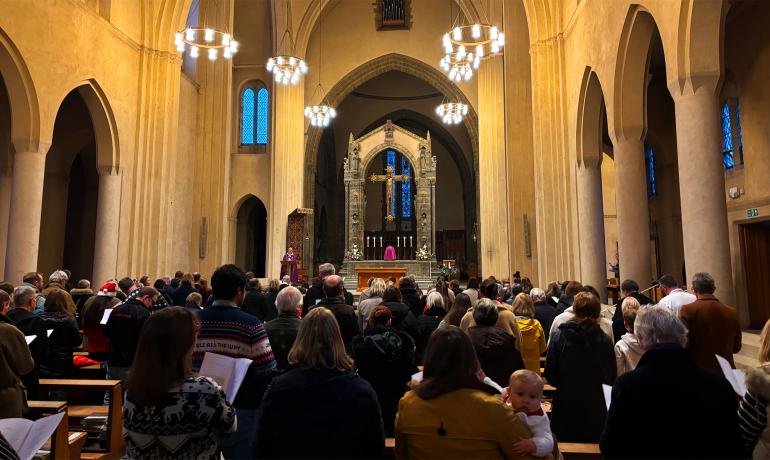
left=8, top=285, right=48, bottom=399
left=265, top=286, right=302, bottom=370
left=466, top=298, right=525, bottom=387
left=601, top=305, right=743, bottom=459
left=303, top=262, right=336, bottom=310
left=21, top=271, right=46, bottom=315
left=42, top=270, right=76, bottom=316
left=679, top=272, right=741, bottom=374
left=531, top=287, right=556, bottom=337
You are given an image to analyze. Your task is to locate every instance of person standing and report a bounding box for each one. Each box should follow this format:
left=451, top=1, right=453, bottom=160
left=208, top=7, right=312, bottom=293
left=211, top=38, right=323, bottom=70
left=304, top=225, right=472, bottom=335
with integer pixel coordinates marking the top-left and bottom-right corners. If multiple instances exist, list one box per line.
left=39, top=290, right=83, bottom=378
left=280, top=246, right=299, bottom=285
left=104, top=287, right=157, bottom=381
left=656, top=274, right=696, bottom=317
left=0, top=319, right=34, bottom=418
left=42, top=270, right=77, bottom=316
left=679, top=272, right=741, bottom=374
left=307, top=275, right=360, bottom=351
left=8, top=285, right=47, bottom=399
left=21, top=272, right=46, bottom=315
left=193, top=264, right=276, bottom=459
left=265, top=286, right=302, bottom=370
left=611, top=279, right=653, bottom=343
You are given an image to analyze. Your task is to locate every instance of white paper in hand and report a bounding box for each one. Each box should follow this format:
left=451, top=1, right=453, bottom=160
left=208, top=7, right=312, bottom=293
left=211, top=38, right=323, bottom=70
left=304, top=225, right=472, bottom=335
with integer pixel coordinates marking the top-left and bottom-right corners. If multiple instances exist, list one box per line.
left=602, top=384, right=612, bottom=411
left=411, top=371, right=423, bottom=382
left=24, top=336, right=35, bottom=345
left=100, top=308, right=114, bottom=325
left=715, top=354, right=747, bottom=396
left=0, top=412, right=65, bottom=460
left=46, top=329, right=53, bottom=337
left=198, top=352, right=253, bottom=401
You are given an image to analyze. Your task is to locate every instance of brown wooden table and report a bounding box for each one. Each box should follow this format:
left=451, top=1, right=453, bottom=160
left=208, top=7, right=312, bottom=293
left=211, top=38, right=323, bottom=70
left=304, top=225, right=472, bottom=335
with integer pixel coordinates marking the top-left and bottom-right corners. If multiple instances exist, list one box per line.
left=356, top=267, right=407, bottom=290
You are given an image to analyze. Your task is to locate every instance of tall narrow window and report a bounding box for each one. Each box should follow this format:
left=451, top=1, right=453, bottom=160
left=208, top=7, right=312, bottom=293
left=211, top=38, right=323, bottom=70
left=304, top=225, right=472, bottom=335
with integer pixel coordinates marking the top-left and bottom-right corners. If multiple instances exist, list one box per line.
left=241, top=88, right=255, bottom=145
left=645, top=147, right=656, bottom=197
left=721, top=102, right=734, bottom=169
left=721, top=99, right=744, bottom=169
left=240, top=82, right=269, bottom=152
left=256, top=88, right=269, bottom=145
left=401, top=156, right=412, bottom=218
left=386, top=150, right=396, bottom=217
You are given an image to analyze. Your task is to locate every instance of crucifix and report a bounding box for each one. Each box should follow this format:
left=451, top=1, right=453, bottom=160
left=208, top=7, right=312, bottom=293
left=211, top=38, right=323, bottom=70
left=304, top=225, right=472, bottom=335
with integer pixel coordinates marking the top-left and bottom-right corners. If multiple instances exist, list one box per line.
left=370, top=165, right=410, bottom=222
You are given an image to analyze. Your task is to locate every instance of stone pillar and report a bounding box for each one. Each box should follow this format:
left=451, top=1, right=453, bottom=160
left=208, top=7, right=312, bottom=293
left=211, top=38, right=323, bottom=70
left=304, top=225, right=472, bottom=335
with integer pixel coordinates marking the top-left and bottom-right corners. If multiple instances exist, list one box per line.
left=5, top=149, right=47, bottom=284
left=673, top=91, right=734, bottom=304
left=478, top=57, right=511, bottom=279
left=613, top=139, right=652, bottom=286
left=0, top=172, right=11, bottom=280
left=577, top=162, right=608, bottom=301
left=267, top=82, right=304, bottom=278
left=92, top=167, right=122, bottom=284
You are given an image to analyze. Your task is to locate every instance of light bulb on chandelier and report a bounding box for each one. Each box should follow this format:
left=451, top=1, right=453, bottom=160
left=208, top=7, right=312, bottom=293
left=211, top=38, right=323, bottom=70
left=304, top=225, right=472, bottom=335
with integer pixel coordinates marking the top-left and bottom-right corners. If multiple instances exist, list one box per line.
left=435, top=101, right=468, bottom=125
left=175, top=27, right=238, bottom=61
left=304, top=103, right=337, bottom=127
left=440, top=23, right=504, bottom=81
left=266, top=55, right=308, bottom=86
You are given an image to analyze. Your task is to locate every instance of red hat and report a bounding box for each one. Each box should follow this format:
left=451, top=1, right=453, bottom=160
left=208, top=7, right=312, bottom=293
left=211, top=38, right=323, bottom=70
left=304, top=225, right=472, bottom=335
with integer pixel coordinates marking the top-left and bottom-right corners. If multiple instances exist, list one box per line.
left=98, top=281, right=118, bottom=297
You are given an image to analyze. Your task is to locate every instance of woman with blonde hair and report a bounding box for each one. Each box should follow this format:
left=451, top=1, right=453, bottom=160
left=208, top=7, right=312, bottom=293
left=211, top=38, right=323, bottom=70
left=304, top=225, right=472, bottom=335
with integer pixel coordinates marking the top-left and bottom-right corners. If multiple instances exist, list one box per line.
left=255, top=307, right=384, bottom=458
left=512, top=293, right=546, bottom=373
left=357, top=277, right=387, bottom=329
left=739, top=318, right=770, bottom=458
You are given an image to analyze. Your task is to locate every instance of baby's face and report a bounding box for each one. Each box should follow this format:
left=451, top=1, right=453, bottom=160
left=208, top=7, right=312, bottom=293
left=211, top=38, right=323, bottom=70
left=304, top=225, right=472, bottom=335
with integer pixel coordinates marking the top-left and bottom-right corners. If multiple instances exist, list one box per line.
left=508, top=380, right=543, bottom=413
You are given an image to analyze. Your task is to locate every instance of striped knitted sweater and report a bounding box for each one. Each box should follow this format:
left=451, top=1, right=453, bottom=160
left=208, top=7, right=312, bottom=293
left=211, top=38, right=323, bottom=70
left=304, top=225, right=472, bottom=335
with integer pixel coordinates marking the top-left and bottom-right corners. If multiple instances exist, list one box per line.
left=193, top=300, right=276, bottom=408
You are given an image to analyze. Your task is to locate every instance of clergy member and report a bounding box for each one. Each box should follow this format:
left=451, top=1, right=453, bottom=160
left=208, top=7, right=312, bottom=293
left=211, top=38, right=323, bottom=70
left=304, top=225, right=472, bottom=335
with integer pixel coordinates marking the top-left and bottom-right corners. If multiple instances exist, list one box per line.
left=281, top=247, right=299, bottom=285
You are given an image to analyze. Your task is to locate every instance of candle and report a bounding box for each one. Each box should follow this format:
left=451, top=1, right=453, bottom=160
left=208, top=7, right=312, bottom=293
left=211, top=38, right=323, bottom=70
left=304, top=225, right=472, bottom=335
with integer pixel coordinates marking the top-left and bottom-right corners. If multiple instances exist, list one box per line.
left=380, top=236, right=383, bottom=247
left=410, top=236, right=413, bottom=247
left=397, top=236, right=400, bottom=247
left=366, top=236, right=370, bottom=247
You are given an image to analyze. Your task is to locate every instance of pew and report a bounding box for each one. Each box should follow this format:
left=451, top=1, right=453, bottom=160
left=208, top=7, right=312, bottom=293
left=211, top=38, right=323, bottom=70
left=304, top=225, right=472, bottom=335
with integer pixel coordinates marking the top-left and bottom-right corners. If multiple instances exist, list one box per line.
left=38, top=379, right=124, bottom=460
left=26, top=400, right=89, bottom=459
left=383, top=438, right=601, bottom=459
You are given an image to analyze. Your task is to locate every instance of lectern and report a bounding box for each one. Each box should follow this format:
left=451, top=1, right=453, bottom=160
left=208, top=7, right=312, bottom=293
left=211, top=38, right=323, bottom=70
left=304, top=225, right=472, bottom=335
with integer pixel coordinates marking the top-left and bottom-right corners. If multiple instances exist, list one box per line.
left=280, top=260, right=298, bottom=281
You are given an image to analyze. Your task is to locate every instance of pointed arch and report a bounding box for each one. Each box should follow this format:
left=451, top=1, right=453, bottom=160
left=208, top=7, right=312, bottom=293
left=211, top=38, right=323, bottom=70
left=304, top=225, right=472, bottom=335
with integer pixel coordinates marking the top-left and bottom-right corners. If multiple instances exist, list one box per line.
left=74, top=79, right=121, bottom=171
left=576, top=67, right=606, bottom=168
left=0, top=27, right=41, bottom=153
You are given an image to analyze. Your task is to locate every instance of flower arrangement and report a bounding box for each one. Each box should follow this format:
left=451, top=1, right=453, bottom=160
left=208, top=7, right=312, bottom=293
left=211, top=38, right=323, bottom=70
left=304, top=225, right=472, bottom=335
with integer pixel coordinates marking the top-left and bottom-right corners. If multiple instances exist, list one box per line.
left=346, top=243, right=362, bottom=261
left=416, top=244, right=433, bottom=261
left=439, top=264, right=461, bottom=280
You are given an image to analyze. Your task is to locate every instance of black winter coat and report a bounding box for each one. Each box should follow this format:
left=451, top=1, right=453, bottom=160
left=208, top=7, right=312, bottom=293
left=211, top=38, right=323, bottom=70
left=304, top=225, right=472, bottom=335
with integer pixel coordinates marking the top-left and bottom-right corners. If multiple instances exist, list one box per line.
left=170, top=283, right=197, bottom=307
left=414, top=306, right=446, bottom=364
left=104, top=299, right=150, bottom=367
left=467, top=325, right=525, bottom=388
left=242, top=288, right=276, bottom=322
left=545, top=321, right=616, bottom=442
left=554, top=294, right=575, bottom=316
left=254, top=366, right=385, bottom=458
left=309, top=298, right=361, bottom=351
left=534, top=301, right=557, bottom=340
left=600, top=345, right=743, bottom=459
left=382, top=301, right=420, bottom=343
left=7, top=309, right=47, bottom=398
left=39, top=313, right=82, bottom=378
left=351, top=326, right=418, bottom=437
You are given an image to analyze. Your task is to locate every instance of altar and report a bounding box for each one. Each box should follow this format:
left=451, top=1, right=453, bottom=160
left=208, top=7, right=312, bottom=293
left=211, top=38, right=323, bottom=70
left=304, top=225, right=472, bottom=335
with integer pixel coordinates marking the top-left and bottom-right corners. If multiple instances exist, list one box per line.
left=340, top=260, right=436, bottom=291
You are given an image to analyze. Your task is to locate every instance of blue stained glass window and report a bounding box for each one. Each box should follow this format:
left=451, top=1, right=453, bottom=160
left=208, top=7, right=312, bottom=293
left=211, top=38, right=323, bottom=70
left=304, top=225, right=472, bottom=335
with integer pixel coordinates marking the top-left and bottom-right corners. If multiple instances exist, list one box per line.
left=401, top=157, right=412, bottom=218
left=387, top=150, right=396, bottom=217
left=736, top=101, right=743, bottom=147
left=721, top=102, right=734, bottom=169
left=256, top=87, right=269, bottom=145
left=645, top=147, right=656, bottom=197
left=241, top=88, right=255, bottom=145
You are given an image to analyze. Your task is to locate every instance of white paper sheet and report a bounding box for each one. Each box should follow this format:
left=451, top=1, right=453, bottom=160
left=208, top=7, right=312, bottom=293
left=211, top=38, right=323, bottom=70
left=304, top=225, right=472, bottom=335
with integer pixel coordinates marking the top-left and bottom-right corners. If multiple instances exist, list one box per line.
left=409, top=371, right=503, bottom=395
left=0, top=412, right=65, bottom=460
left=715, top=354, right=747, bottom=396
left=602, top=384, right=612, bottom=411
left=24, top=336, right=35, bottom=345
left=100, top=308, right=113, bottom=325
left=46, top=329, right=53, bottom=337
left=411, top=371, right=423, bottom=382
left=198, top=352, right=253, bottom=401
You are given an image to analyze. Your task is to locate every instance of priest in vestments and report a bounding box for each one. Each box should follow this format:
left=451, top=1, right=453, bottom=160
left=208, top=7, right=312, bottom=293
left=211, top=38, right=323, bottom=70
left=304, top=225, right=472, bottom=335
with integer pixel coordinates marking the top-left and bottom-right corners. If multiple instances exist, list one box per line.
left=384, top=245, right=396, bottom=261
left=281, top=247, right=299, bottom=284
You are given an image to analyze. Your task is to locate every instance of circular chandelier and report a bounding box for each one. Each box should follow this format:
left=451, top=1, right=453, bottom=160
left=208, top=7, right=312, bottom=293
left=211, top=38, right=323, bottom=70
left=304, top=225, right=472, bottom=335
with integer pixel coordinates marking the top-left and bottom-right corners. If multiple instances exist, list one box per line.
left=266, top=55, right=308, bottom=85
left=305, top=100, right=337, bottom=127
left=436, top=101, right=468, bottom=125
left=440, top=24, right=504, bottom=80
left=175, top=27, right=238, bottom=60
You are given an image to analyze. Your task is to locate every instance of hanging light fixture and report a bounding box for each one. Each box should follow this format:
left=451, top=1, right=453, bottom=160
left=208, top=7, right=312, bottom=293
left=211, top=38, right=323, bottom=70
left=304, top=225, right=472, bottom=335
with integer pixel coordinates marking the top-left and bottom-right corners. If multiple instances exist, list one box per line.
left=436, top=99, right=468, bottom=125
left=267, top=1, right=307, bottom=85
left=305, top=0, right=336, bottom=128
left=175, top=27, right=238, bottom=60
left=439, top=2, right=504, bottom=82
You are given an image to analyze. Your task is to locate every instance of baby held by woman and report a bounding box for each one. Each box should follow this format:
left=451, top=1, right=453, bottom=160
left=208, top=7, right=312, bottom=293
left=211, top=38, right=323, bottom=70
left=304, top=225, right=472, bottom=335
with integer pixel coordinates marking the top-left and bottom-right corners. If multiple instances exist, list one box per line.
left=505, top=369, right=554, bottom=457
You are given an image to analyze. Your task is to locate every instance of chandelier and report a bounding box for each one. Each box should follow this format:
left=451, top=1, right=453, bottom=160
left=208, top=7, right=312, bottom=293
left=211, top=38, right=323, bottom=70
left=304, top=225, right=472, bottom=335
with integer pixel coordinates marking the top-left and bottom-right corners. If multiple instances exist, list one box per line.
left=267, top=56, right=308, bottom=85
left=175, top=27, right=238, bottom=60
left=440, top=23, right=504, bottom=81
left=304, top=0, right=336, bottom=128
left=436, top=101, right=468, bottom=125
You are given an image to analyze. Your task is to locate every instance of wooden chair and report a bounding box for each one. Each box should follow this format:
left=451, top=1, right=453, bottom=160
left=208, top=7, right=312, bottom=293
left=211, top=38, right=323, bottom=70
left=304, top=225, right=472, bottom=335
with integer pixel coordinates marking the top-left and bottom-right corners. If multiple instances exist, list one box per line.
left=38, top=379, right=124, bottom=460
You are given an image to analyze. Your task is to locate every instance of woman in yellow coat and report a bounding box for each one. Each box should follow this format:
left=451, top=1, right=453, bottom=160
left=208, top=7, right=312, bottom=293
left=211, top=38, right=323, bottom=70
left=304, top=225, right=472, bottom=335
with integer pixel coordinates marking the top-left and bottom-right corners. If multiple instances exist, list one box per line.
left=512, top=294, right=547, bottom=374
left=395, top=326, right=547, bottom=460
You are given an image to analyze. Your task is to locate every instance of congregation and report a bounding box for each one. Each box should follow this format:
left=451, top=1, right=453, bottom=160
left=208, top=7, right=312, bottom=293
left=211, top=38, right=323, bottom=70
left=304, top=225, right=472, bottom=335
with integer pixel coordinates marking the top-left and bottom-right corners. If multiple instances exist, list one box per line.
left=0, top=263, right=762, bottom=459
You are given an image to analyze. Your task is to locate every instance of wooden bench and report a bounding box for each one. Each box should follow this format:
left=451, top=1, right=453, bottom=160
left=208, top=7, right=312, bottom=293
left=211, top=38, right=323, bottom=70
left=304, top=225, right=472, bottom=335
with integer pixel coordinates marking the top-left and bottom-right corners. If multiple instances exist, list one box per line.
left=558, top=442, right=602, bottom=459
left=74, top=363, right=106, bottom=379
left=39, top=379, right=124, bottom=460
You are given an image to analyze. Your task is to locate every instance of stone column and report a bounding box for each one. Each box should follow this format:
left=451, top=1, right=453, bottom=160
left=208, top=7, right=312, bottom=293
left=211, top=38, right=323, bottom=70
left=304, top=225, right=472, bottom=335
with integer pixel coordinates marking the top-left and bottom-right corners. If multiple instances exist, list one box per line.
left=5, top=149, right=47, bottom=284
left=673, top=91, right=734, bottom=304
left=576, top=162, right=608, bottom=301
left=267, top=82, right=304, bottom=278
left=613, top=139, right=652, bottom=286
left=92, top=167, right=122, bottom=284
left=0, top=172, right=11, bottom=280
left=478, top=57, right=511, bottom=279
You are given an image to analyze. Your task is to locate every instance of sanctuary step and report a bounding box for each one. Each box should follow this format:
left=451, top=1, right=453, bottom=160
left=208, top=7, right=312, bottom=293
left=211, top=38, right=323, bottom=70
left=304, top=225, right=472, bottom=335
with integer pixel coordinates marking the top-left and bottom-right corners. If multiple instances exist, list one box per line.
left=736, top=329, right=760, bottom=370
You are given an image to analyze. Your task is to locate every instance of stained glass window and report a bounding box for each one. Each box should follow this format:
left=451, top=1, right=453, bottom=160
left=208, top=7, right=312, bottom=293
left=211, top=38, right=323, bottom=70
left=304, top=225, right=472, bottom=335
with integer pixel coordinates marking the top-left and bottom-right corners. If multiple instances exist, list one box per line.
left=721, top=102, right=734, bottom=169
left=401, top=156, right=412, bottom=218
left=256, top=87, right=269, bottom=145
left=645, top=147, right=656, bottom=197
left=387, top=150, right=396, bottom=217
left=241, top=88, right=255, bottom=145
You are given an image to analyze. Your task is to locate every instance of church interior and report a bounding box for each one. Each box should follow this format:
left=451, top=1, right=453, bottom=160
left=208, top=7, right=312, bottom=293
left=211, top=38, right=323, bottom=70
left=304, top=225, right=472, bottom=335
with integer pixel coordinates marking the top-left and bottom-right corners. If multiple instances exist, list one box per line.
left=1, top=0, right=770, bottom=456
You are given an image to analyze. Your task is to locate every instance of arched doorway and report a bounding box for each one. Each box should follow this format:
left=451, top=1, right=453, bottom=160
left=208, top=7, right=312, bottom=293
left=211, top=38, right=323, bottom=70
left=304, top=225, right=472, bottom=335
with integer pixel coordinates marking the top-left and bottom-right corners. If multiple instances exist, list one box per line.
left=235, top=196, right=268, bottom=277
left=38, top=91, right=99, bottom=281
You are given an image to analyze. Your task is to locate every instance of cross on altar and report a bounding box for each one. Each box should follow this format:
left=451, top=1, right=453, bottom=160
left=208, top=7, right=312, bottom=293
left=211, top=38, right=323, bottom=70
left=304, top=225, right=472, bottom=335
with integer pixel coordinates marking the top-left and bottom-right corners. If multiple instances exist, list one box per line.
left=370, top=165, right=410, bottom=222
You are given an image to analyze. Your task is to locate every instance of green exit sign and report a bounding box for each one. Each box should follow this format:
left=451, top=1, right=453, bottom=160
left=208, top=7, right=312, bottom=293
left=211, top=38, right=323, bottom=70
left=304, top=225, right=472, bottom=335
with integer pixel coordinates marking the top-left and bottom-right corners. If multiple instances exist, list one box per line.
left=748, top=208, right=759, bottom=218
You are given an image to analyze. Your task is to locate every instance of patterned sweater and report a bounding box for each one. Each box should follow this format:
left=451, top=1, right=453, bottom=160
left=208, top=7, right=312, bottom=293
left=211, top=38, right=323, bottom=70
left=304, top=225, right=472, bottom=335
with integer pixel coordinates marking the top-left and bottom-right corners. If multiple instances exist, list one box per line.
left=123, top=376, right=236, bottom=459
left=193, top=300, right=276, bottom=408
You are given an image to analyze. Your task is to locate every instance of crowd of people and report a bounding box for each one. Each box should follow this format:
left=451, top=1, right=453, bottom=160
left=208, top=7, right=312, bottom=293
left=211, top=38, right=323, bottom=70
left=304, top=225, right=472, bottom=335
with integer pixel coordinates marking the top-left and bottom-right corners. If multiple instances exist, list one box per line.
left=0, top=262, right=764, bottom=459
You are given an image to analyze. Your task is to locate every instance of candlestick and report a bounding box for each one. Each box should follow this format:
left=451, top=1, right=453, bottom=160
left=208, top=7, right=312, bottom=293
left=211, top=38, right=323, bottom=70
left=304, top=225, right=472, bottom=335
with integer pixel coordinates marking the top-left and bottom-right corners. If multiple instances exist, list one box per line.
left=380, top=236, right=383, bottom=247
left=366, top=236, right=370, bottom=247
left=397, top=236, right=400, bottom=247
left=410, top=236, right=413, bottom=247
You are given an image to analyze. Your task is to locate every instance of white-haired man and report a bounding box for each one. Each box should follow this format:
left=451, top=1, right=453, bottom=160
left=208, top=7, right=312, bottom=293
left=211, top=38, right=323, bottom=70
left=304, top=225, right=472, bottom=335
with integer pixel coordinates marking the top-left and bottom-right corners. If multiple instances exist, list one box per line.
left=265, top=286, right=302, bottom=370
left=42, top=270, right=76, bottom=315
left=601, top=305, right=742, bottom=459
